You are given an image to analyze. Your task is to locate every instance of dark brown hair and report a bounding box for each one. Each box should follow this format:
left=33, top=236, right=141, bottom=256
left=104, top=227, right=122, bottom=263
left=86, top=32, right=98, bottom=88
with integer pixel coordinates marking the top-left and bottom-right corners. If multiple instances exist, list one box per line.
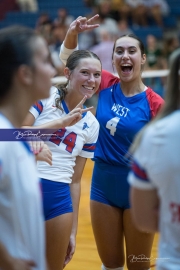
left=0, top=25, right=39, bottom=99
left=112, top=33, right=145, bottom=59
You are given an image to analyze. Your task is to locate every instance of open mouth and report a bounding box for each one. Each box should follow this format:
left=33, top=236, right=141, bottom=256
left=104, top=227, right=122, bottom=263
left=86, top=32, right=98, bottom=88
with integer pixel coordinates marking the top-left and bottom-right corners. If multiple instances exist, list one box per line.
left=121, top=65, right=133, bottom=73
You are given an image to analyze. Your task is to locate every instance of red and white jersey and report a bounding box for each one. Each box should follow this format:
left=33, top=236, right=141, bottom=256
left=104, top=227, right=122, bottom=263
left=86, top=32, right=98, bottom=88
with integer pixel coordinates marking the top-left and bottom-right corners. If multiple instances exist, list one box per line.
left=128, top=110, right=180, bottom=270
left=30, top=86, right=99, bottom=183
left=0, top=114, right=45, bottom=270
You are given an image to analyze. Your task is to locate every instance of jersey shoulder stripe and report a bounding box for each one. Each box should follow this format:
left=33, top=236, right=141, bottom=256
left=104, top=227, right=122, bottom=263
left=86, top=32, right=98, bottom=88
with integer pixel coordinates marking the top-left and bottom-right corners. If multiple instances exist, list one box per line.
left=82, top=143, right=96, bottom=152
left=33, top=101, right=43, bottom=115
left=131, top=160, right=149, bottom=182
left=146, top=88, right=164, bottom=119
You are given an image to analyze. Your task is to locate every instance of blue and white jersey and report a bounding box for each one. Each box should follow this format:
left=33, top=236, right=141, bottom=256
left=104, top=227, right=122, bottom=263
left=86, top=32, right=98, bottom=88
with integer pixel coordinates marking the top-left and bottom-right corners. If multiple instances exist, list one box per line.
left=128, top=110, right=180, bottom=270
left=30, top=86, right=99, bottom=183
left=0, top=114, right=45, bottom=270
left=93, top=70, right=164, bottom=167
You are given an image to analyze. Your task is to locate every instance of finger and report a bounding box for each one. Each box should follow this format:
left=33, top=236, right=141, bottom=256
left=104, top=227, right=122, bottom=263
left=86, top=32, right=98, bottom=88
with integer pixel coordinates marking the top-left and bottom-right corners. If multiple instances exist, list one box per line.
left=31, top=142, right=38, bottom=154
left=46, top=157, right=52, bottom=166
left=39, top=140, right=45, bottom=151
left=81, top=106, right=94, bottom=113
left=75, top=95, right=87, bottom=108
left=87, top=14, right=99, bottom=24
left=36, top=141, right=43, bottom=153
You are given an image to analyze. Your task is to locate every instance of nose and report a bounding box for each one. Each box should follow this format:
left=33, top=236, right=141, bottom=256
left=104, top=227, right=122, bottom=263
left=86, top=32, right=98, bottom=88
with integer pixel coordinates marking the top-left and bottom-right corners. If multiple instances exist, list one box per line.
left=88, top=74, right=95, bottom=83
left=122, top=50, right=129, bottom=59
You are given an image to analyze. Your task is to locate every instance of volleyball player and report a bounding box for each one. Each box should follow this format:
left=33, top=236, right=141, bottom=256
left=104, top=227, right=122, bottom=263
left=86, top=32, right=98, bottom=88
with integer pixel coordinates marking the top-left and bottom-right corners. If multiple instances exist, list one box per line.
left=59, top=15, right=164, bottom=270
left=23, top=49, right=102, bottom=270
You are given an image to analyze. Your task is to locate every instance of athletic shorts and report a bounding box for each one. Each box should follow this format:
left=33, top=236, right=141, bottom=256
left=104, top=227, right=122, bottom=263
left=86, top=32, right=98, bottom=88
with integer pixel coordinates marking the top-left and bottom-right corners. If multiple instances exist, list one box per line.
left=41, top=178, right=73, bottom=221
left=90, top=162, right=130, bottom=209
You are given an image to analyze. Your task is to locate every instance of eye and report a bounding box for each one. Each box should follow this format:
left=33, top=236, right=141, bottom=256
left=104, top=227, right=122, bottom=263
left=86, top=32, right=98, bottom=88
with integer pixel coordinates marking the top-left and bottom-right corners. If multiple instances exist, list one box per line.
left=81, top=71, right=88, bottom=75
left=94, top=73, right=101, bottom=78
left=129, top=49, right=136, bottom=54
left=116, top=49, right=123, bottom=54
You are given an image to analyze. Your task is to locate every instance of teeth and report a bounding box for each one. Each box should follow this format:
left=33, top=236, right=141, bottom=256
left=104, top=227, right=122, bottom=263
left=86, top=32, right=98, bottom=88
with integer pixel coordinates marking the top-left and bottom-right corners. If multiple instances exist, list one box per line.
left=122, top=64, right=131, bottom=67
left=83, top=86, right=94, bottom=90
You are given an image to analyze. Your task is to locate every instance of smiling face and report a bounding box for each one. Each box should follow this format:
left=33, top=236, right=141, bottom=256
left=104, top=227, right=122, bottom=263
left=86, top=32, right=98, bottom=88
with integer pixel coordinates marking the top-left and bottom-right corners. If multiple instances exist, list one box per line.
left=64, top=57, right=102, bottom=99
left=112, top=36, right=146, bottom=83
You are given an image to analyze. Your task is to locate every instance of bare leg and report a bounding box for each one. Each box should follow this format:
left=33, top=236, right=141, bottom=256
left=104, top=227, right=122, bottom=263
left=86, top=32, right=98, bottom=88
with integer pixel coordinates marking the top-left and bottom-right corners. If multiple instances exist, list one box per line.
left=123, top=209, right=154, bottom=270
left=45, top=213, right=73, bottom=270
left=90, top=200, right=125, bottom=268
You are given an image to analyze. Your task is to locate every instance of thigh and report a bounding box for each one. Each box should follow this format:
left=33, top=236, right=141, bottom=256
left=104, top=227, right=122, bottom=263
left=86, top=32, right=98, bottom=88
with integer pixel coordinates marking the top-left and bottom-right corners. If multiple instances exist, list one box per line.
left=90, top=200, right=125, bottom=268
left=46, top=213, right=73, bottom=270
left=91, top=162, right=130, bottom=209
left=123, top=209, right=155, bottom=270
left=41, top=178, right=73, bottom=220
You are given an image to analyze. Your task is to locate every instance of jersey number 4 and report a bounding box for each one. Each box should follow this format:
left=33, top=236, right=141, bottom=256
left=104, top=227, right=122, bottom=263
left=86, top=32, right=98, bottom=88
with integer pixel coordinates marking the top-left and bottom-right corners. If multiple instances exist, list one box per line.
left=49, top=128, right=77, bottom=153
left=106, top=117, right=120, bottom=136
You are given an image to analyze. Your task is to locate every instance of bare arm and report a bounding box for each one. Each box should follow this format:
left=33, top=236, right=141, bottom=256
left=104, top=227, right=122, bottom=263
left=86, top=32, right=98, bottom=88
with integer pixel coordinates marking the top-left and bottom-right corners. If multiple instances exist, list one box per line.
left=63, top=14, right=99, bottom=49
left=130, top=187, right=159, bottom=232
left=64, top=156, right=87, bottom=267
left=0, top=242, right=35, bottom=270
left=22, top=96, right=92, bottom=129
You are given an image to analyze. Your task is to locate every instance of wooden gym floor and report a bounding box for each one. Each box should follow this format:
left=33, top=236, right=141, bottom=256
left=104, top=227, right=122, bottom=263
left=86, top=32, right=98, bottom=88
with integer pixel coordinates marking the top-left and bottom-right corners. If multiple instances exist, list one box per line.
left=66, top=159, right=159, bottom=270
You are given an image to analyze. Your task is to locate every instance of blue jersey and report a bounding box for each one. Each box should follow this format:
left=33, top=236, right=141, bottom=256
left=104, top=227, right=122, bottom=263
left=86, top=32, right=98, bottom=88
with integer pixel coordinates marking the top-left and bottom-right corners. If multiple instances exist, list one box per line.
left=93, top=70, right=164, bottom=166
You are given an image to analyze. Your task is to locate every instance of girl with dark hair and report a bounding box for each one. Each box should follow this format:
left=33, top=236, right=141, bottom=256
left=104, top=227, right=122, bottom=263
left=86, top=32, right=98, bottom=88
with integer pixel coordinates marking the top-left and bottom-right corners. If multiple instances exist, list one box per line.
left=0, top=25, right=55, bottom=270
left=60, top=15, right=164, bottom=270
left=23, top=48, right=102, bottom=269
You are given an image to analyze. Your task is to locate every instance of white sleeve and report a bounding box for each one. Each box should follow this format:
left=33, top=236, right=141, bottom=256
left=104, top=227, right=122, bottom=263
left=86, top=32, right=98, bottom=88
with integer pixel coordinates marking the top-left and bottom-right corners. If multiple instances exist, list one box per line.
left=128, top=129, right=157, bottom=190
left=29, top=98, right=47, bottom=120
left=79, top=117, right=99, bottom=159
left=59, top=42, right=79, bottom=65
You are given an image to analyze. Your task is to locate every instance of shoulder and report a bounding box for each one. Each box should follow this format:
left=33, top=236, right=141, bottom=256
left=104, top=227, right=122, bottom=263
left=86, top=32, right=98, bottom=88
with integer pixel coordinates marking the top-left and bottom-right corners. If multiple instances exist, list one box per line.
left=85, top=111, right=99, bottom=128
left=98, top=70, right=119, bottom=93
left=145, top=87, right=164, bottom=118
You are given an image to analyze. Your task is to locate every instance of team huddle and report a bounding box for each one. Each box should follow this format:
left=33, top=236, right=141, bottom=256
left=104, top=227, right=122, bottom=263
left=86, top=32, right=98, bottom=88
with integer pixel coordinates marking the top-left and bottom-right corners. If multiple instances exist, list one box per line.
left=0, top=14, right=180, bottom=270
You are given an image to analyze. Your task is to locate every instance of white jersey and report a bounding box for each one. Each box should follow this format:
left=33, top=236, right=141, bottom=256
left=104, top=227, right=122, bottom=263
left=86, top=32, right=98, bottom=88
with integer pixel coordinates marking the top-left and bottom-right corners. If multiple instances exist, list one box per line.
left=128, top=110, right=180, bottom=270
left=29, top=86, right=99, bottom=183
left=0, top=114, right=45, bottom=270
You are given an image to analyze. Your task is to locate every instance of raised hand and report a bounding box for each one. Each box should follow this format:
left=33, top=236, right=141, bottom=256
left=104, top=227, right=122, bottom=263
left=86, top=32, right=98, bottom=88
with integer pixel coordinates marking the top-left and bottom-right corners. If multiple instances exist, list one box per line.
left=68, top=14, right=99, bottom=35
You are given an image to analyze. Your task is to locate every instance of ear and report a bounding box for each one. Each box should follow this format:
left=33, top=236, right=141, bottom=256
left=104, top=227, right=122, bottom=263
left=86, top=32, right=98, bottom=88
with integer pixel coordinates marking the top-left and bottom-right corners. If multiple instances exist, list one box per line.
left=141, top=54, right=146, bottom=65
left=17, top=65, right=33, bottom=85
left=64, top=67, right=70, bottom=79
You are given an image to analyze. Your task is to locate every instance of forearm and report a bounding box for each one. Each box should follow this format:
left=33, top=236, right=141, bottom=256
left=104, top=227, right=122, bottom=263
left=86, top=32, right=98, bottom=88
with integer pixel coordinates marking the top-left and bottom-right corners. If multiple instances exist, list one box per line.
left=70, top=182, right=81, bottom=237
left=0, top=242, right=13, bottom=269
left=23, top=118, right=66, bottom=130
left=63, top=29, right=78, bottom=49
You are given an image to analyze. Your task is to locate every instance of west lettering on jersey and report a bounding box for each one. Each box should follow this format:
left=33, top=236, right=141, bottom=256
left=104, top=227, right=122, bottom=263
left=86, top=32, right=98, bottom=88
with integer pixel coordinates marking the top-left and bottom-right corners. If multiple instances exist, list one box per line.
left=111, top=103, right=130, bottom=117
left=170, top=202, right=180, bottom=223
